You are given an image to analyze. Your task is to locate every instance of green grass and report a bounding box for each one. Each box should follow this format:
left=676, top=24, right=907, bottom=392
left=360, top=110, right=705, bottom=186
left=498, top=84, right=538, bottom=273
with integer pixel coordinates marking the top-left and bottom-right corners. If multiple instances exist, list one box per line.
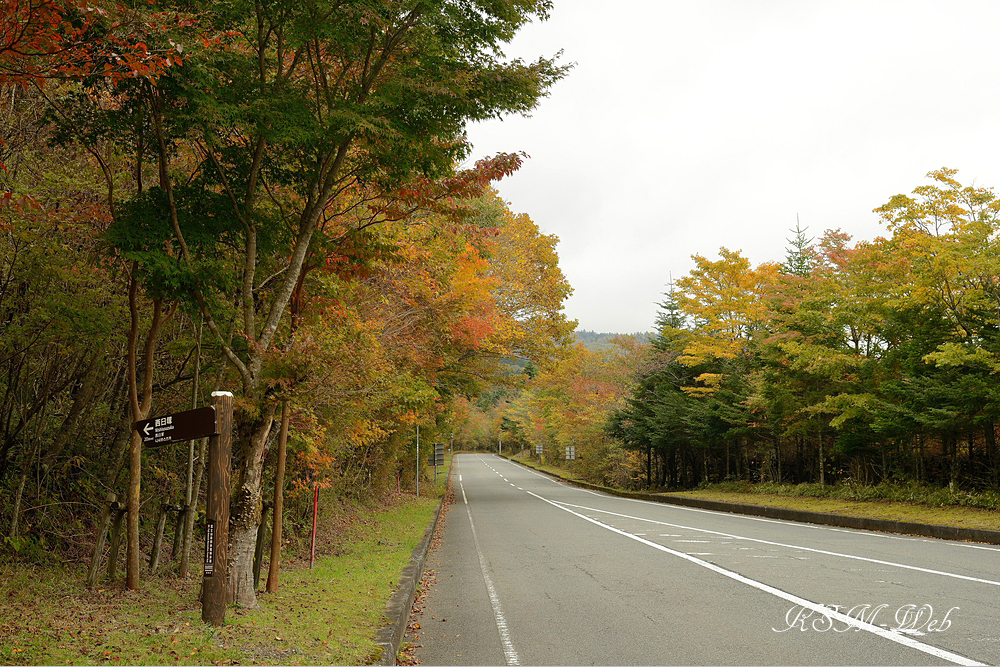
left=0, top=490, right=444, bottom=666
left=663, top=485, right=1000, bottom=532
left=690, top=479, right=1000, bottom=511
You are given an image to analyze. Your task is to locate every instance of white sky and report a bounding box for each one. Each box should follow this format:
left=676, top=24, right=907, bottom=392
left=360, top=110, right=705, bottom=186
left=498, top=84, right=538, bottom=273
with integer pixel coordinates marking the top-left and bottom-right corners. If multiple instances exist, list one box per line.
left=465, top=0, right=1000, bottom=333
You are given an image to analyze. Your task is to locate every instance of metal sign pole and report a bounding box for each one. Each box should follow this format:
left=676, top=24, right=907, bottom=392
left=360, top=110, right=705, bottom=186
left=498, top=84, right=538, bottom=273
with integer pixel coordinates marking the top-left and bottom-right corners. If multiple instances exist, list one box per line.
left=202, top=391, right=232, bottom=626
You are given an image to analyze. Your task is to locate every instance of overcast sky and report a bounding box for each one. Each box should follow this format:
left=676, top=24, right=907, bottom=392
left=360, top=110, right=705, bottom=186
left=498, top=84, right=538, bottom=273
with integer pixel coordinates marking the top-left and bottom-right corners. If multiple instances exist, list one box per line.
left=464, top=0, right=1000, bottom=334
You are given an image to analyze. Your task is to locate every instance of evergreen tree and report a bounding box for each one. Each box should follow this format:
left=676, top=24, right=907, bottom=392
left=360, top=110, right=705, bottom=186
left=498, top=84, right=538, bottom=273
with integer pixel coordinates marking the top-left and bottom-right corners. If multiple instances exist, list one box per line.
left=782, top=217, right=814, bottom=277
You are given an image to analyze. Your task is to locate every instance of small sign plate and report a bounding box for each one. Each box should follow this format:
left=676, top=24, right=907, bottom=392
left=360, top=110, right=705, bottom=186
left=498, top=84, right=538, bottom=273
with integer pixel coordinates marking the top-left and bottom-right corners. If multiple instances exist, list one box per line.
left=135, top=406, right=217, bottom=447
left=204, top=519, right=216, bottom=577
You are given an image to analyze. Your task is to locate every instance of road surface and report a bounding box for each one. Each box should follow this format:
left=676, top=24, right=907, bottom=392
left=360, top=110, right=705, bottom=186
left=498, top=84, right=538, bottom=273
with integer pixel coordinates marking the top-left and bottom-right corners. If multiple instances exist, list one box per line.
left=409, top=453, right=1000, bottom=666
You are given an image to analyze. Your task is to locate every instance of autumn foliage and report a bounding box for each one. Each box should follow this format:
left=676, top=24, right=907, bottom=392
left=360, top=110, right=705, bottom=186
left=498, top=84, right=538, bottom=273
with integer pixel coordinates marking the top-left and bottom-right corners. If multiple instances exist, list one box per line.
left=0, top=0, right=573, bottom=606
left=600, top=169, right=1000, bottom=491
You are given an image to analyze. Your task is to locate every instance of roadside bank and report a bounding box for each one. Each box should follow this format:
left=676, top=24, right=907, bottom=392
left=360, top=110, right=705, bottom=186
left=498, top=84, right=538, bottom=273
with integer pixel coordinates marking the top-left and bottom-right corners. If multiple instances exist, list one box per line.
left=502, top=454, right=1000, bottom=545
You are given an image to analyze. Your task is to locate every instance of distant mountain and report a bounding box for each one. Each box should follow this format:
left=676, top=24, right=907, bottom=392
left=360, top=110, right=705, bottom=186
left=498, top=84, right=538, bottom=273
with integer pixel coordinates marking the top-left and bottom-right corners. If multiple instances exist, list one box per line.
left=574, top=330, right=653, bottom=352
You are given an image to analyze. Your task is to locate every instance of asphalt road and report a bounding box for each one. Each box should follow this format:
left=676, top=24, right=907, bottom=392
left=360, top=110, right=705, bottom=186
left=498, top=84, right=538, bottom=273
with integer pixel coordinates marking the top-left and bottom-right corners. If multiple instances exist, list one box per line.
left=409, top=453, right=1000, bottom=666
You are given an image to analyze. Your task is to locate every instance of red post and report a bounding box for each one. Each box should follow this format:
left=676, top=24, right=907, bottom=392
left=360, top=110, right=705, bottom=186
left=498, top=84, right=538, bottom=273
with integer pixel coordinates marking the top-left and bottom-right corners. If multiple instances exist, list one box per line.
left=310, top=485, right=319, bottom=569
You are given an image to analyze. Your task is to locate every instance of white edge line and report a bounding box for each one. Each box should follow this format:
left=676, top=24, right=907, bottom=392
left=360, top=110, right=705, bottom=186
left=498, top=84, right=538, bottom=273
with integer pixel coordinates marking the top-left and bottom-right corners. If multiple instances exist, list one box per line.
left=525, top=490, right=984, bottom=667
left=502, top=456, right=928, bottom=542
left=556, top=501, right=1000, bottom=588
left=460, top=471, right=520, bottom=665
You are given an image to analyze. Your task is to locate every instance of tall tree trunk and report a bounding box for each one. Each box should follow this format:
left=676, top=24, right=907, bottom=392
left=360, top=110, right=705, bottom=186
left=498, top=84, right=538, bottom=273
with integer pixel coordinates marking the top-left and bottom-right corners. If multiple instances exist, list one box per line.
left=226, top=405, right=278, bottom=608
left=40, top=353, right=100, bottom=472
left=178, top=317, right=204, bottom=578
left=125, top=269, right=172, bottom=591
left=179, top=437, right=206, bottom=578
left=796, top=435, right=803, bottom=483
left=818, top=424, right=825, bottom=489
left=917, top=433, right=924, bottom=483
left=948, top=432, right=958, bottom=492
left=985, top=422, right=998, bottom=485
left=8, top=436, right=40, bottom=538
left=646, top=445, right=653, bottom=489
left=774, top=438, right=782, bottom=483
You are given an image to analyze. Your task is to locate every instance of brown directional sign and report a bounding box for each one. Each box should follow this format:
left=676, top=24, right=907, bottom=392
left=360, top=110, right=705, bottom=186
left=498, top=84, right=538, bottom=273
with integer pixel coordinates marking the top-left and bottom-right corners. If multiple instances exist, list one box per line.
left=134, top=406, right=217, bottom=447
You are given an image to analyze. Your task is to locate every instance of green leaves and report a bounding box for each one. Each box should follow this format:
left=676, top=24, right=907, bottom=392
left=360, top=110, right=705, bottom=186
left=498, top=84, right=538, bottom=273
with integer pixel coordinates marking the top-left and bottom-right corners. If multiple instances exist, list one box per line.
left=103, top=185, right=238, bottom=301
left=609, top=168, right=1000, bottom=489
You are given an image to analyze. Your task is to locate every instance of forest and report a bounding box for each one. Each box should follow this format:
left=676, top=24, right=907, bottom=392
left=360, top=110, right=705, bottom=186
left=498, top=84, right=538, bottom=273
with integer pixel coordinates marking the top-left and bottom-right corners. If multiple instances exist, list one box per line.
left=466, top=168, right=1000, bottom=501
left=0, top=0, right=575, bottom=607
left=6, top=0, right=1000, bottom=617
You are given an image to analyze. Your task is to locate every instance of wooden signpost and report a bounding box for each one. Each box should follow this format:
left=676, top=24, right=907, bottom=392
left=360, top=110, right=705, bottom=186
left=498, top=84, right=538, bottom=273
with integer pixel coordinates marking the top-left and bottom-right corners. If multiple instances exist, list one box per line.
left=201, top=391, right=232, bottom=626
left=134, top=406, right=217, bottom=447
left=131, top=393, right=231, bottom=625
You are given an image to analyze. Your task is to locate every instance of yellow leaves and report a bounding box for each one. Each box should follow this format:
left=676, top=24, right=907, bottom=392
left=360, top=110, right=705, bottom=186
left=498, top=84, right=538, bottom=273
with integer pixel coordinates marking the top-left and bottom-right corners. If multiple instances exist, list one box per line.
left=694, top=372, right=724, bottom=388
left=672, top=248, right=779, bottom=366
left=677, top=337, right=738, bottom=367
left=680, top=372, right=724, bottom=397
left=922, top=342, right=1000, bottom=372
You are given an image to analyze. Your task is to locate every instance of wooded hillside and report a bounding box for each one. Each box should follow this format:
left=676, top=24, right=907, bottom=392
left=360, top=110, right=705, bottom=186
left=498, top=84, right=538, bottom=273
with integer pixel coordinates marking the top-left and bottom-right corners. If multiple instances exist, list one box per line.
left=0, top=0, right=574, bottom=607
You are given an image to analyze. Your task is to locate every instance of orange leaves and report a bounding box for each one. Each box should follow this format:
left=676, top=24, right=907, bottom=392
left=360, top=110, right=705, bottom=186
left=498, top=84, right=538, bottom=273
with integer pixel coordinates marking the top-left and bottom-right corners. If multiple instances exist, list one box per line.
left=450, top=314, right=496, bottom=350
left=500, top=341, right=647, bottom=456
left=0, top=0, right=182, bottom=86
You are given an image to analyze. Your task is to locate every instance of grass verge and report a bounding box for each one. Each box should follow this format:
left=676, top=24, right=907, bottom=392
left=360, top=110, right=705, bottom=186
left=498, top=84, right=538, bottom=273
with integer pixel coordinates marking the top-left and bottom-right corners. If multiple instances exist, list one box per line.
left=0, top=478, right=446, bottom=666
left=506, top=453, right=1000, bottom=533
left=661, top=488, right=1000, bottom=532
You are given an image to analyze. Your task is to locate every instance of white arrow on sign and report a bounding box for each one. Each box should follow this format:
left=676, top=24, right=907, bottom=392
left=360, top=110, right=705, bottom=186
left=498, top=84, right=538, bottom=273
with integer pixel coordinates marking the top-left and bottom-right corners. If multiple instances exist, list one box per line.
left=143, top=423, right=154, bottom=436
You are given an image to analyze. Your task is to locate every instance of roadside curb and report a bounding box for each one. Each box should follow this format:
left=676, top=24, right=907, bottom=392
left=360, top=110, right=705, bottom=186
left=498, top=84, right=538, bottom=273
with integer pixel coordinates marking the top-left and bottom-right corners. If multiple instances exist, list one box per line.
left=502, top=455, right=1000, bottom=546
left=374, top=469, right=449, bottom=665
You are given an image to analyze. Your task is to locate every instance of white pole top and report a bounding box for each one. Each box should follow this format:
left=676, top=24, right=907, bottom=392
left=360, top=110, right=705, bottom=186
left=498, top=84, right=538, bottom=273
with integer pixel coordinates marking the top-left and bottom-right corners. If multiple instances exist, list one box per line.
left=211, top=391, right=234, bottom=397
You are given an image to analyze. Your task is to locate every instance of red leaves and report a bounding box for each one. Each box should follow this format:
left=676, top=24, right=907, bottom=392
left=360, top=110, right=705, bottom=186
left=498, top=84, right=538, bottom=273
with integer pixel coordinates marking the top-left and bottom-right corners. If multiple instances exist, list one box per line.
left=0, top=0, right=190, bottom=86
left=372, top=151, right=526, bottom=223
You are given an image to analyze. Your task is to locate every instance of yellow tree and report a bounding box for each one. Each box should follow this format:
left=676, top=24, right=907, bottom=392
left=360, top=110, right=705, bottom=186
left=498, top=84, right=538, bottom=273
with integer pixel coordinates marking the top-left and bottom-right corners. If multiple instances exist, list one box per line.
left=674, top=247, right=780, bottom=392
left=875, top=168, right=1000, bottom=371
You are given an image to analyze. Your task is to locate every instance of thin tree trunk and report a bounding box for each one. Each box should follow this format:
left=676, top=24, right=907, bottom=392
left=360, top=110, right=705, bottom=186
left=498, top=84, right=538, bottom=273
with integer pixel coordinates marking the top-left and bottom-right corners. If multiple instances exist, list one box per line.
left=179, top=437, right=206, bottom=578
left=125, top=269, right=172, bottom=591
left=9, top=400, right=47, bottom=538
left=8, top=439, right=38, bottom=539
left=775, top=438, right=782, bottom=483
left=179, top=318, right=203, bottom=577
left=41, top=353, right=100, bottom=471
left=949, top=432, right=958, bottom=492
left=266, top=401, right=290, bottom=593
left=646, top=445, right=653, bottom=489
